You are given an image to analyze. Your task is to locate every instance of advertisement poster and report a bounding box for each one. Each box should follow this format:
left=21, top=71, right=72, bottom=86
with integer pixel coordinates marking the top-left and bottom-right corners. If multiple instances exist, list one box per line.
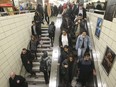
left=95, top=17, right=103, bottom=38
left=102, top=47, right=116, bottom=75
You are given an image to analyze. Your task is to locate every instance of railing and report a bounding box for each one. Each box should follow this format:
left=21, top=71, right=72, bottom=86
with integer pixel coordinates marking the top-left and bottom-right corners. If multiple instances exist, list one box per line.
left=87, top=9, right=105, bottom=15
left=86, top=17, right=102, bottom=87
left=0, top=10, right=35, bottom=17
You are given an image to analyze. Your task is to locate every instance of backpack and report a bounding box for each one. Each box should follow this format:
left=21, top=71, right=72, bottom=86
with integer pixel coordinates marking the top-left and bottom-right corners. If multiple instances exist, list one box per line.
left=48, top=24, right=54, bottom=34
left=40, top=58, right=47, bottom=72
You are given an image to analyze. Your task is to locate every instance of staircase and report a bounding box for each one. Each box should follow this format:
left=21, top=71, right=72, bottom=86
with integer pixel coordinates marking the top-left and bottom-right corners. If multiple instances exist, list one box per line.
left=26, top=25, right=53, bottom=87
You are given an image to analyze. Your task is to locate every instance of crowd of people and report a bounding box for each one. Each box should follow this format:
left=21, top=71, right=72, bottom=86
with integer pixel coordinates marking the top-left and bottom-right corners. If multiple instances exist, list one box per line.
left=86, top=1, right=107, bottom=11
left=58, top=2, right=96, bottom=87
left=9, top=3, right=54, bottom=87
left=9, top=1, right=97, bottom=87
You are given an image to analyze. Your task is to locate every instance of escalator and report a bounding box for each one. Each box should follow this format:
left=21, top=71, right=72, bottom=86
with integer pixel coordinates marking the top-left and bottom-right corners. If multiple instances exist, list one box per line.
left=57, top=18, right=99, bottom=87
left=25, top=25, right=53, bottom=87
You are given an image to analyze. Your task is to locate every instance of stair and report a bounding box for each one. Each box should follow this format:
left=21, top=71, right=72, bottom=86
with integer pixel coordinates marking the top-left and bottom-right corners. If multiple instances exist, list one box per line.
left=26, top=25, right=53, bottom=87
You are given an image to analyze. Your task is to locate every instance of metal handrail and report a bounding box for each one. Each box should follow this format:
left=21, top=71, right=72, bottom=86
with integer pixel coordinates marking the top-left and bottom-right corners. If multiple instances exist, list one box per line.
left=86, top=17, right=102, bottom=87
left=0, top=10, right=35, bottom=17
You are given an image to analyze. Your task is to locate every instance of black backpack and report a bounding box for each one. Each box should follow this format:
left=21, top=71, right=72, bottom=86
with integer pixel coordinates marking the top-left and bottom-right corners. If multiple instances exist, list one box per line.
left=40, top=59, right=47, bottom=72
left=48, top=24, right=54, bottom=34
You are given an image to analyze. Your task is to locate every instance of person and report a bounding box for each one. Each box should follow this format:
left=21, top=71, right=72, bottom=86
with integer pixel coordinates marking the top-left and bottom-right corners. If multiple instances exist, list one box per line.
left=45, top=3, right=50, bottom=25
left=75, top=32, right=91, bottom=59
left=9, top=72, right=28, bottom=87
left=96, top=1, right=102, bottom=10
left=59, top=45, right=73, bottom=65
left=61, top=14, right=74, bottom=33
left=75, top=3, right=87, bottom=19
left=40, top=51, right=51, bottom=84
left=51, top=5, right=54, bottom=16
left=31, top=21, right=37, bottom=37
left=59, top=30, right=72, bottom=48
left=59, top=4, right=63, bottom=14
left=54, top=5, right=58, bottom=16
left=66, top=4, right=72, bottom=19
left=48, top=21, right=56, bottom=47
left=21, top=48, right=36, bottom=77
left=61, top=55, right=76, bottom=87
left=29, top=36, right=38, bottom=60
left=34, top=12, right=43, bottom=37
left=72, top=3, right=77, bottom=21
left=77, top=53, right=96, bottom=87
left=36, top=3, right=44, bottom=20
left=74, top=13, right=83, bottom=37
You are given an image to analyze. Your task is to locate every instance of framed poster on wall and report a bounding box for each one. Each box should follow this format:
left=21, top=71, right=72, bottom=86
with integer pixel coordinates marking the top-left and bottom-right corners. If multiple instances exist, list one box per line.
left=95, top=17, right=103, bottom=38
left=101, top=47, right=116, bottom=75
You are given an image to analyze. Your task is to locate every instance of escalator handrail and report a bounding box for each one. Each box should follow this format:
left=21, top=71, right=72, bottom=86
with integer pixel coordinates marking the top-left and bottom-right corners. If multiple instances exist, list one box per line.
left=84, top=20, right=98, bottom=87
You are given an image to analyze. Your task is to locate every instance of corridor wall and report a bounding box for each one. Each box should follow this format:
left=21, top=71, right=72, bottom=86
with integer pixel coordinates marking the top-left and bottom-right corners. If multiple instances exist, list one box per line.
left=0, top=13, right=34, bottom=87
left=87, top=12, right=116, bottom=87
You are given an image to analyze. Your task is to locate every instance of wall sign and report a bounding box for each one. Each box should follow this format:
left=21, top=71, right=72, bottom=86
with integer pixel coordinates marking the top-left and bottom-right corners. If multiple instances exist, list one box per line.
left=102, top=47, right=116, bottom=75
left=95, top=17, right=103, bottom=38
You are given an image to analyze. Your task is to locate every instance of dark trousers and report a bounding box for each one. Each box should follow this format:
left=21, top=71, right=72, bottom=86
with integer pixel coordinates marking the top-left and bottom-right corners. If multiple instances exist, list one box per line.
left=45, top=15, right=49, bottom=24
left=25, top=65, right=36, bottom=76
left=43, top=71, right=49, bottom=84
left=49, top=33, right=54, bottom=47
left=36, top=24, right=41, bottom=37
left=31, top=50, right=37, bottom=60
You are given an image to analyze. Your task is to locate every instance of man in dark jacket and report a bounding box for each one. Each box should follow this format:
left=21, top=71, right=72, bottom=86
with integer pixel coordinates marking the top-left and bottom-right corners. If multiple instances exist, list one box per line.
left=29, top=36, right=38, bottom=60
left=48, top=21, right=56, bottom=47
left=75, top=3, right=87, bottom=19
left=54, top=5, right=58, bottom=16
left=36, top=3, right=44, bottom=20
left=34, top=12, right=43, bottom=37
left=40, top=51, right=51, bottom=84
left=9, top=72, right=28, bottom=87
left=21, top=48, right=36, bottom=77
left=31, top=21, right=37, bottom=37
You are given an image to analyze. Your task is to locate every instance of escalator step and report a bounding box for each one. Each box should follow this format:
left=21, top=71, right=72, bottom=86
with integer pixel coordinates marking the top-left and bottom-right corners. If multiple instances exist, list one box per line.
left=33, top=62, right=40, bottom=66
left=32, top=66, right=40, bottom=72
left=28, top=84, right=48, bottom=87
left=40, top=37, right=50, bottom=39
left=26, top=76, right=45, bottom=84
left=41, top=34, right=49, bottom=36
left=37, top=44, right=51, bottom=47
left=41, top=31, right=48, bottom=33
left=37, top=48, right=52, bottom=51
left=40, top=40, right=51, bottom=43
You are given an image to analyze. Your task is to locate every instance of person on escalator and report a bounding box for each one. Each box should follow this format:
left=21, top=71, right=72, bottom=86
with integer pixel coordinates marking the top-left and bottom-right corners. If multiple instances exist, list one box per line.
left=75, top=3, right=87, bottom=19
left=9, top=72, right=28, bottom=87
left=48, top=21, right=56, bottom=47
left=75, top=32, right=91, bottom=59
left=77, top=52, right=96, bottom=87
left=74, top=13, right=83, bottom=37
left=59, top=30, right=72, bottom=48
left=40, top=51, right=51, bottom=84
left=61, top=54, right=76, bottom=87
left=21, top=48, right=36, bottom=78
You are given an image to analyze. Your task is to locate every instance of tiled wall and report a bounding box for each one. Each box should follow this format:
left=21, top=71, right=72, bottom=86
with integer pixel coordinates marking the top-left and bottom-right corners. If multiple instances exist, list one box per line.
left=0, top=13, right=34, bottom=87
left=87, top=12, right=116, bottom=87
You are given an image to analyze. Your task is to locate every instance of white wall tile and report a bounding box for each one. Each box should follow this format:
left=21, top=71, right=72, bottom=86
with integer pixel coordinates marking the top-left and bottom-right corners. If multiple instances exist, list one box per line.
left=88, top=12, right=116, bottom=87
left=0, top=13, right=34, bottom=87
